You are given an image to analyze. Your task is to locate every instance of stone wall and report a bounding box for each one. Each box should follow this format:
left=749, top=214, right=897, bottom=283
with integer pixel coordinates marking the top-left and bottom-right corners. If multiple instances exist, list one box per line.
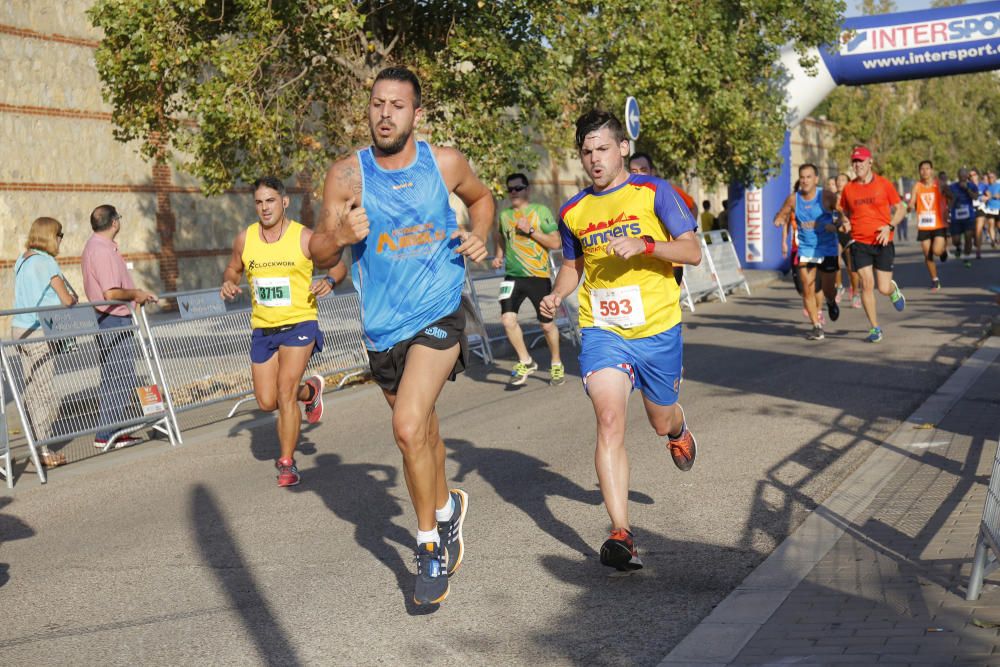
left=0, top=1, right=317, bottom=315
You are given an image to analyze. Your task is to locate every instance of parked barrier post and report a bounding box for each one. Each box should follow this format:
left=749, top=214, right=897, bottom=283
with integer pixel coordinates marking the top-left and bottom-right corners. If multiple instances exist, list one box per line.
left=967, top=430, right=1000, bottom=600
left=1, top=371, right=11, bottom=488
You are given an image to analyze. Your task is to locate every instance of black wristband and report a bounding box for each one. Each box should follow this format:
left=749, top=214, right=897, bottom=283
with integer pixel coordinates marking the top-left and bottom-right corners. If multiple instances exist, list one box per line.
left=324, top=276, right=336, bottom=288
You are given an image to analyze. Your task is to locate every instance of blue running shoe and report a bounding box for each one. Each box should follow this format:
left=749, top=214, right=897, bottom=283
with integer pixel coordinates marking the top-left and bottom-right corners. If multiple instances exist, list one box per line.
left=437, top=489, right=468, bottom=577
left=889, top=280, right=905, bottom=312
left=866, top=327, right=884, bottom=343
left=414, top=542, right=449, bottom=605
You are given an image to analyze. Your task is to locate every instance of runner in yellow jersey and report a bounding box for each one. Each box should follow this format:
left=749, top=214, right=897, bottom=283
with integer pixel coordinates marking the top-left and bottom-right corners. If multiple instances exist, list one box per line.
left=540, top=110, right=702, bottom=571
left=221, top=176, right=347, bottom=486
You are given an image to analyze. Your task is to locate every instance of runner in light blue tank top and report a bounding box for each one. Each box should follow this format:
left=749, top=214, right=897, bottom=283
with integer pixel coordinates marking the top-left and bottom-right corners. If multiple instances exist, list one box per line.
left=353, top=140, right=464, bottom=351
left=309, top=67, right=495, bottom=607
left=794, top=189, right=838, bottom=261
left=773, top=164, right=841, bottom=340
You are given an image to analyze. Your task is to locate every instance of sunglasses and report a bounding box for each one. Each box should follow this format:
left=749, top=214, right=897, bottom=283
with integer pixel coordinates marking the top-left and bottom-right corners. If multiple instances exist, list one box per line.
left=507, top=185, right=527, bottom=193
left=57, top=232, right=64, bottom=239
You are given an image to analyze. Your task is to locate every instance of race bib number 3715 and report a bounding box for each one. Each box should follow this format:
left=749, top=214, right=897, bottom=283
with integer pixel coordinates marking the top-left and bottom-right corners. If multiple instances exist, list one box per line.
left=589, top=285, right=646, bottom=329
left=254, top=276, right=292, bottom=307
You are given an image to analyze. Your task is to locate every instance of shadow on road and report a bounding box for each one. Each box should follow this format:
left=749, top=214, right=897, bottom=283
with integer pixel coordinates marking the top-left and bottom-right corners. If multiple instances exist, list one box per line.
left=292, top=453, right=437, bottom=616
left=447, top=438, right=652, bottom=557
left=536, top=528, right=754, bottom=666
left=0, top=497, right=35, bottom=589
left=190, top=484, right=302, bottom=664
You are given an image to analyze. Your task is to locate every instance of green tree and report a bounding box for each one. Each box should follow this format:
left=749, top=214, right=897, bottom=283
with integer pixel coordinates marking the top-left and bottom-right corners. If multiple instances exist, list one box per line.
left=89, top=1, right=845, bottom=194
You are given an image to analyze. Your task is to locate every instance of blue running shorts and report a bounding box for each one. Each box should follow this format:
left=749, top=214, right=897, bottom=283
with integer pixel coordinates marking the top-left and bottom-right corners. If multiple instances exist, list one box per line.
left=250, top=320, right=324, bottom=364
left=578, top=324, right=683, bottom=406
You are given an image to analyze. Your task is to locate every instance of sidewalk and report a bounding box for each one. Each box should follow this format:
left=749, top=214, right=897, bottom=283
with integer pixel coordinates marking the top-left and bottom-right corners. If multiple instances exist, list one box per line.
left=663, top=336, right=1000, bottom=666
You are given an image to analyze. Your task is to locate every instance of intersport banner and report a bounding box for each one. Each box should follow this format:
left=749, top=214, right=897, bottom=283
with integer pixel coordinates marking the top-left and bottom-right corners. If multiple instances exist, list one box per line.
left=822, top=1, right=1000, bottom=85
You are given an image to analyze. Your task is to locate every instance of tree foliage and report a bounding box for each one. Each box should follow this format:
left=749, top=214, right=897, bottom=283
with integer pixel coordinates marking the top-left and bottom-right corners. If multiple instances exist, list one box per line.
left=818, top=0, right=1000, bottom=180
left=89, top=0, right=845, bottom=194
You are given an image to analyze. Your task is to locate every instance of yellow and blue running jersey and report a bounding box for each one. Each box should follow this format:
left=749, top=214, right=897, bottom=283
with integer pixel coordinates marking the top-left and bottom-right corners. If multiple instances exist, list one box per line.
left=559, top=174, right=697, bottom=339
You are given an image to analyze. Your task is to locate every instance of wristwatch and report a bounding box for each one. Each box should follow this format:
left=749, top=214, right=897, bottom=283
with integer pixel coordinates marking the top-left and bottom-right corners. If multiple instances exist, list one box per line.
left=527, top=226, right=535, bottom=236
left=641, top=235, right=656, bottom=255
left=324, top=276, right=336, bottom=288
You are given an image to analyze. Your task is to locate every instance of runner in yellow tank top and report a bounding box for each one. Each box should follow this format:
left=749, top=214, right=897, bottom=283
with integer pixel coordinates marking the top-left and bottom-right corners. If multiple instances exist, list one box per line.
left=221, top=176, right=347, bottom=487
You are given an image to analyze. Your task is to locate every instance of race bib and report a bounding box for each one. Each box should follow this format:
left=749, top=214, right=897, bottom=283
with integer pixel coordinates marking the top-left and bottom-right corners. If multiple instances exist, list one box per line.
left=498, top=280, right=515, bottom=301
left=917, top=212, right=938, bottom=229
left=254, top=276, right=292, bottom=307
left=589, top=285, right=645, bottom=329
left=955, top=205, right=971, bottom=221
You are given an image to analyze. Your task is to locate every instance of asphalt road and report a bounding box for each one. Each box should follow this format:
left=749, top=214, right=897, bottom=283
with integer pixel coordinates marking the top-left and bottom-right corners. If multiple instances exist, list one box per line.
left=0, top=242, right=996, bottom=666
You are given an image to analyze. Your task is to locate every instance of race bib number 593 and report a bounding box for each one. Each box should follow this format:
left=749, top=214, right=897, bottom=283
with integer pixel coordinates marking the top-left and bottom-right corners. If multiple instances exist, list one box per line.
left=589, top=285, right=646, bottom=329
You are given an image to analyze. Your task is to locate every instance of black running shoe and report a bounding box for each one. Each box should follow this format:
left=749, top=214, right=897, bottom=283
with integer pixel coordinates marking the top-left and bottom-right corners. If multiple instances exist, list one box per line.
left=827, top=299, right=840, bottom=322
left=600, top=528, right=643, bottom=571
left=414, top=542, right=449, bottom=605
left=437, top=489, right=468, bottom=577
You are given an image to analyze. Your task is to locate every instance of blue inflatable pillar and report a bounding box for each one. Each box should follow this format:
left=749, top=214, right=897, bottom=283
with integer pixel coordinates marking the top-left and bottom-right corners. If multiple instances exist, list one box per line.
left=727, top=132, right=792, bottom=272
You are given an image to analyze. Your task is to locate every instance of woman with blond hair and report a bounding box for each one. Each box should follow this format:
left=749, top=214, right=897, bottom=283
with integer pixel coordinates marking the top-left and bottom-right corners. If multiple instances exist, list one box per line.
left=12, top=217, right=78, bottom=467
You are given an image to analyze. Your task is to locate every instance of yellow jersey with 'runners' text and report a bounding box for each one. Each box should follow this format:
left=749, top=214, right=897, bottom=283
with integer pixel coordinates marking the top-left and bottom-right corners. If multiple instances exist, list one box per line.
left=559, top=174, right=697, bottom=340
left=242, top=220, right=317, bottom=330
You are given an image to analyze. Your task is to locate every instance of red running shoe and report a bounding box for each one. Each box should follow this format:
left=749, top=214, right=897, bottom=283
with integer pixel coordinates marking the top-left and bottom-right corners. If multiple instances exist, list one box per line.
left=600, top=528, right=643, bottom=571
left=276, top=457, right=300, bottom=487
left=667, top=405, right=697, bottom=471
left=303, top=375, right=325, bottom=424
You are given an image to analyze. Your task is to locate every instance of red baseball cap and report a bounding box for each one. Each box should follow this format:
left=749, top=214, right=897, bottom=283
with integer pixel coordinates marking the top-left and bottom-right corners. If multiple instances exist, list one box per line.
left=851, top=145, right=872, bottom=161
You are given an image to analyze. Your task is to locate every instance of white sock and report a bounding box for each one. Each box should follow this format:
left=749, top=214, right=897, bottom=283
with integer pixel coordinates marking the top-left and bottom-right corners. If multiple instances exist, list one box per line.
left=416, top=528, right=439, bottom=546
left=435, top=497, right=455, bottom=523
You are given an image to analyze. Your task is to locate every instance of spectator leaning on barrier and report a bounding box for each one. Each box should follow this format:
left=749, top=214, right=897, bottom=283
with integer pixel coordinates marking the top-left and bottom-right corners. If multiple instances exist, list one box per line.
left=81, top=204, right=158, bottom=449
left=12, top=217, right=78, bottom=467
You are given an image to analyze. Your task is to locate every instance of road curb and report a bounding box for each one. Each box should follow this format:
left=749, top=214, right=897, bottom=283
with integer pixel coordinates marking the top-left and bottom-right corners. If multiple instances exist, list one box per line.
left=658, top=336, right=1000, bottom=666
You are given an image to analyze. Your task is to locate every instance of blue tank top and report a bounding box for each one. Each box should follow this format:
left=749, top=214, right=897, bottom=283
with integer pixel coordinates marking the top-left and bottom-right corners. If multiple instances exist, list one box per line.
left=795, top=189, right=837, bottom=258
left=353, top=141, right=463, bottom=351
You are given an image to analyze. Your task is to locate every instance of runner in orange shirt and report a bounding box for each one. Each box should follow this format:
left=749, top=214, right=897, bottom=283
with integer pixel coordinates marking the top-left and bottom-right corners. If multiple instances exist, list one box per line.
left=837, top=146, right=907, bottom=343
left=910, top=159, right=952, bottom=292
left=629, top=152, right=698, bottom=288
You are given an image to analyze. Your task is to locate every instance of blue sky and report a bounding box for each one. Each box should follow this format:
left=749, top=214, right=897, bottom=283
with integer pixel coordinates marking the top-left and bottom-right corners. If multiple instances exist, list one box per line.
left=845, top=0, right=938, bottom=16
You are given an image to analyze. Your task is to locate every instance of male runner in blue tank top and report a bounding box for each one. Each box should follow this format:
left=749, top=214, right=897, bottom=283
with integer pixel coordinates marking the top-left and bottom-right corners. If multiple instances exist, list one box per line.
left=772, top=164, right=841, bottom=340
left=310, top=67, right=493, bottom=606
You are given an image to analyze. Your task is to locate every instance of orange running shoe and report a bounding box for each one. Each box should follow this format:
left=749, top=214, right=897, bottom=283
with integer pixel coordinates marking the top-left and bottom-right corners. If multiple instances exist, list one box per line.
left=600, top=528, right=643, bottom=571
left=667, top=405, right=697, bottom=471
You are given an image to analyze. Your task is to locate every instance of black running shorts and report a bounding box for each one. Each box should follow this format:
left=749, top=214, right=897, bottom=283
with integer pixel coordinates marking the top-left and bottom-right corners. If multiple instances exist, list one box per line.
left=367, top=308, right=469, bottom=393
left=500, top=275, right=553, bottom=323
left=916, top=229, right=947, bottom=242
left=851, top=242, right=895, bottom=272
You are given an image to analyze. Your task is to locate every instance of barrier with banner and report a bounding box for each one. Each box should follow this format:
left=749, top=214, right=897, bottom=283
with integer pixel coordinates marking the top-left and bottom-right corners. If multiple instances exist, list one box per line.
left=966, top=430, right=1000, bottom=601
left=0, top=301, right=180, bottom=484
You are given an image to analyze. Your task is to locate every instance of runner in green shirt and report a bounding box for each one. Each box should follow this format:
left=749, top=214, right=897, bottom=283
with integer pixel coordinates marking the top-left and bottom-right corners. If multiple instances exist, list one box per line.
left=492, top=173, right=564, bottom=386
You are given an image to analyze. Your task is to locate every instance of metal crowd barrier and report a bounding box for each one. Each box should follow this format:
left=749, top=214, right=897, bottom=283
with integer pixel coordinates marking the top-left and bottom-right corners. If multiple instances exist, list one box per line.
left=679, top=231, right=750, bottom=311
left=0, top=301, right=180, bottom=484
left=966, top=429, right=1000, bottom=600
left=703, top=230, right=752, bottom=297
left=1, top=373, right=11, bottom=488
left=463, top=253, right=581, bottom=364
left=141, top=287, right=370, bottom=427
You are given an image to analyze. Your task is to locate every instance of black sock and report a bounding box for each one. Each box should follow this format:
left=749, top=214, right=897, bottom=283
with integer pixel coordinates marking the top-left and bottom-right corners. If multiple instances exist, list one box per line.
left=303, top=383, right=316, bottom=402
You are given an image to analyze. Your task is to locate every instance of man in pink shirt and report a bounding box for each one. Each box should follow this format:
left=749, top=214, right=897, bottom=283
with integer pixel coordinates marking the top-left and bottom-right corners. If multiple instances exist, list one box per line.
left=81, top=204, right=158, bottom=448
